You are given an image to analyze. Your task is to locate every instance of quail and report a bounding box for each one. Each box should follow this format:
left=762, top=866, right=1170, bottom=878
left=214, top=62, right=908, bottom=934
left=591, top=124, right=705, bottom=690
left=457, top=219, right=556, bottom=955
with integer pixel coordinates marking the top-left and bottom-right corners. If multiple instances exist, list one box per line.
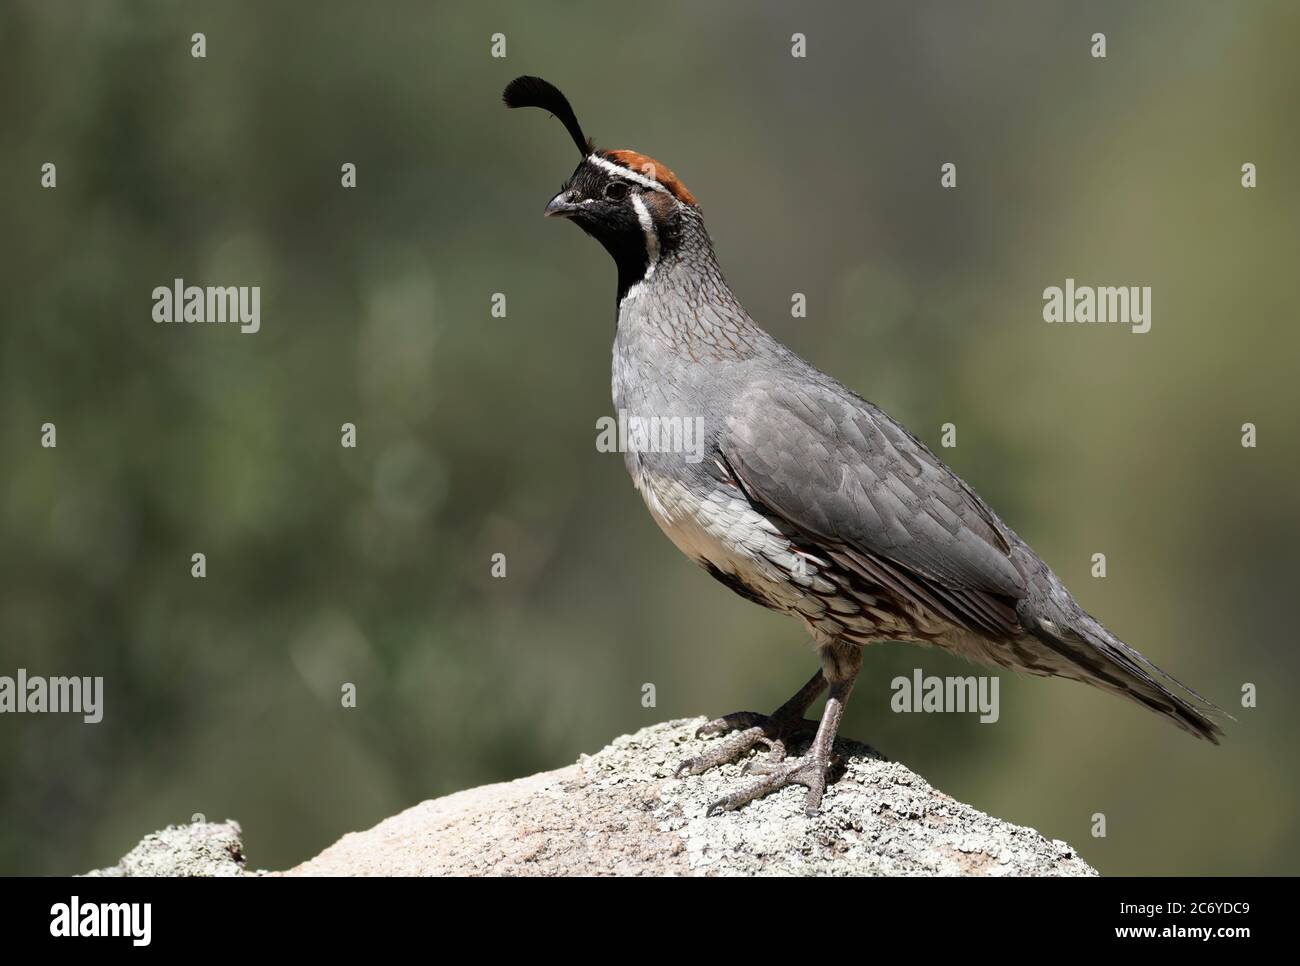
left=504, top=76, right=1222, bottom=816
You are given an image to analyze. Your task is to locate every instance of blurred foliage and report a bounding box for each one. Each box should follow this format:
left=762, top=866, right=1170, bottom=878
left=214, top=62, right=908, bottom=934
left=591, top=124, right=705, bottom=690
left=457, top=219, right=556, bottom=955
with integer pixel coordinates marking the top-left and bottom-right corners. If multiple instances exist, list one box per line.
left=1, top=0, right=1297, bottom=875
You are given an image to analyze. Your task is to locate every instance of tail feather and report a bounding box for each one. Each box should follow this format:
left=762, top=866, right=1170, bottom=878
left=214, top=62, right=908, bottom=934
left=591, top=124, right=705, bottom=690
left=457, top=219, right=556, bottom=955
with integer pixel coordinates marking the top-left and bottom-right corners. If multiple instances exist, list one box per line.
left=1025, top=614, right=1227, bottom=743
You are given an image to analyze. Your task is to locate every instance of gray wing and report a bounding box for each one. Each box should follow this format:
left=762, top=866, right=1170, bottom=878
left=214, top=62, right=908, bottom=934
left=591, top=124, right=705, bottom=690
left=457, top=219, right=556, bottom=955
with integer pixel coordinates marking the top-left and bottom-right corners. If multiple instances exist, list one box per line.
left=719, top=379, right=1028, bottom=638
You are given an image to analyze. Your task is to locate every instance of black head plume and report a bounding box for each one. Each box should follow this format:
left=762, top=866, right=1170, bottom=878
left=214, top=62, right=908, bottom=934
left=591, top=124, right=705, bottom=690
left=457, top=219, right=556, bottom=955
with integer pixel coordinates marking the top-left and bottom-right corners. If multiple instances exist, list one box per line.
left=502, top=75, right=593, bottom=156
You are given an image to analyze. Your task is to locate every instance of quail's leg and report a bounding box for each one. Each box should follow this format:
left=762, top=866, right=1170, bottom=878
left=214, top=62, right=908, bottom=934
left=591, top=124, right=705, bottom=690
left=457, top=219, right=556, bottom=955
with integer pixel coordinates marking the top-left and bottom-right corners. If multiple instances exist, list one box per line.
left=675, top=668, right=826, bottom=778
left=707, top=642, right=863, bottom=817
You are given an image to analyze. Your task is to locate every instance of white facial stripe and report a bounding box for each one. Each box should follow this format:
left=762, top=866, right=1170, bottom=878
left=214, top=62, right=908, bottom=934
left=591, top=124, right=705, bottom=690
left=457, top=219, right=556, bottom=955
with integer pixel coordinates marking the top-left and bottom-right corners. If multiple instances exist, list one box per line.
left=587, top=153, right=671, bottom=196
left=630, top=193, right=659, bottom=277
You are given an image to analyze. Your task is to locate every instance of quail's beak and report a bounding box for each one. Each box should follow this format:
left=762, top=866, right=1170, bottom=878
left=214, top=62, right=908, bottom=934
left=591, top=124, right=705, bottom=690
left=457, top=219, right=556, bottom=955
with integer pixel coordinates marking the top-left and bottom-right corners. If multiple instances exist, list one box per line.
left=544, top=189, right=581, bottom=218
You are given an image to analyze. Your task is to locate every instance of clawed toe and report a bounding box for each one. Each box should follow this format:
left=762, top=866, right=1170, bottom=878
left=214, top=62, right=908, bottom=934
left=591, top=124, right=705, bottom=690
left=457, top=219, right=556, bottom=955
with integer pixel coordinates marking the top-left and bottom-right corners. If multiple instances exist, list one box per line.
left=677, top=669, right=845, bottom=816
left=740, top=757, right=781, bottom=776
left=677, top=668, right=856, bottom=817
left=675, top=724, right=771, bottom=777
left=707, top=756, right=830, bottom=817
left=675, top=706, right=818, bottom=779
left=679, top=715, right=831, bottom=816
left=694, top=711, right=767, bottom=739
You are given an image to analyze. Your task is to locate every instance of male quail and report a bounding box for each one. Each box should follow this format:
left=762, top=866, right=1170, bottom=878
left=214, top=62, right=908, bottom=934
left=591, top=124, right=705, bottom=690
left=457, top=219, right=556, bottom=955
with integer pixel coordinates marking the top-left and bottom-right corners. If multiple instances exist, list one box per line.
left=504, top=76, right=1222, bottom=816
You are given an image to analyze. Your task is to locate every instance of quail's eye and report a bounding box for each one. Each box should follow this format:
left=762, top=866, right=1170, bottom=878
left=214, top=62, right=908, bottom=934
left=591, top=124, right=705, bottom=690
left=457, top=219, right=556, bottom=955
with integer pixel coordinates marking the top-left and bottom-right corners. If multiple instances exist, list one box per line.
left=604, top=181, right=629, bottom=201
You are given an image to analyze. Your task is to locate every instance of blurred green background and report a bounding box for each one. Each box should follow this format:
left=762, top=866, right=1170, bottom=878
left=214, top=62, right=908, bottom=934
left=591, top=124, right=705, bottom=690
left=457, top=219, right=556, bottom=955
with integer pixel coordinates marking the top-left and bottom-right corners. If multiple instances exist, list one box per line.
left=1, top=0, right=1296, bottom=875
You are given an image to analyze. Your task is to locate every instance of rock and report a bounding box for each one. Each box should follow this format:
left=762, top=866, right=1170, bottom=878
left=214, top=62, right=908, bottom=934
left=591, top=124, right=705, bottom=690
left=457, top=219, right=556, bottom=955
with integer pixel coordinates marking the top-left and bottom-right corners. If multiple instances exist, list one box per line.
left=86, top=720, right=1096, bottom=876
left=86, top=820, right=246, bottom=877
left=286, top=718, right=1096, bottom=876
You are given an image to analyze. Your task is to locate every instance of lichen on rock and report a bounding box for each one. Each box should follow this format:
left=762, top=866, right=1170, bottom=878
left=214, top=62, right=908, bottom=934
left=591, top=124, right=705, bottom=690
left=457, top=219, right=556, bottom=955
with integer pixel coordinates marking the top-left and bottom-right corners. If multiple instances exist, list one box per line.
left=86, top=819, right=247, bottom=877
left=86, top=719, right=1097, bottom=877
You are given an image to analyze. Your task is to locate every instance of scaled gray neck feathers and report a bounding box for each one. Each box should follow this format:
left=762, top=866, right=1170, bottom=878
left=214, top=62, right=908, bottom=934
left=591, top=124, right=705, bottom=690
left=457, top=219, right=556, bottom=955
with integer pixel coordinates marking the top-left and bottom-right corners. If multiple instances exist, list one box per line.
left=617, top=213, right=768, bottom=365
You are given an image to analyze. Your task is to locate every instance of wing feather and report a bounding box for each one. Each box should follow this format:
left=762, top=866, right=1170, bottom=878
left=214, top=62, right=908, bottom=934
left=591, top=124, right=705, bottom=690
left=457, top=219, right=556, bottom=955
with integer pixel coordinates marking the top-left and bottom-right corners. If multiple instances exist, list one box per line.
left=721, top=379, right=1026, bottom=637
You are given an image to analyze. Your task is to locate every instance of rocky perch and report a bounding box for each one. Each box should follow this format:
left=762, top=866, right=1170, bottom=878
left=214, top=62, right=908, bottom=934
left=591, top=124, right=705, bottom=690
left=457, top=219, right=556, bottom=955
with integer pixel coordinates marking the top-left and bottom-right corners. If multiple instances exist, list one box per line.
left=91, top=718, right=1097, bottom=877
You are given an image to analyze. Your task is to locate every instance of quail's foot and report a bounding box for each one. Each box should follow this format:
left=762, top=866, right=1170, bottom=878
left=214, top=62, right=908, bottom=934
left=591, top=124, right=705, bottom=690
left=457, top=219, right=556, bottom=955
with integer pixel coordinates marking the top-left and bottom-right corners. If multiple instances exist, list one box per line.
left=708, top=754, right=832, bottom=817
left=674, top=711, right=818, bottom=778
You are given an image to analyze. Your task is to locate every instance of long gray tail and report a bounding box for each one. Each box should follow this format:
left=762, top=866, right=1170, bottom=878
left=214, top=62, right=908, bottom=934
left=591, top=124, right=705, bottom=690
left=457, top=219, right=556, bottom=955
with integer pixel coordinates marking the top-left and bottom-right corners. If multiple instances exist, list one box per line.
left=1022, top=609, right=1226, bottom=743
